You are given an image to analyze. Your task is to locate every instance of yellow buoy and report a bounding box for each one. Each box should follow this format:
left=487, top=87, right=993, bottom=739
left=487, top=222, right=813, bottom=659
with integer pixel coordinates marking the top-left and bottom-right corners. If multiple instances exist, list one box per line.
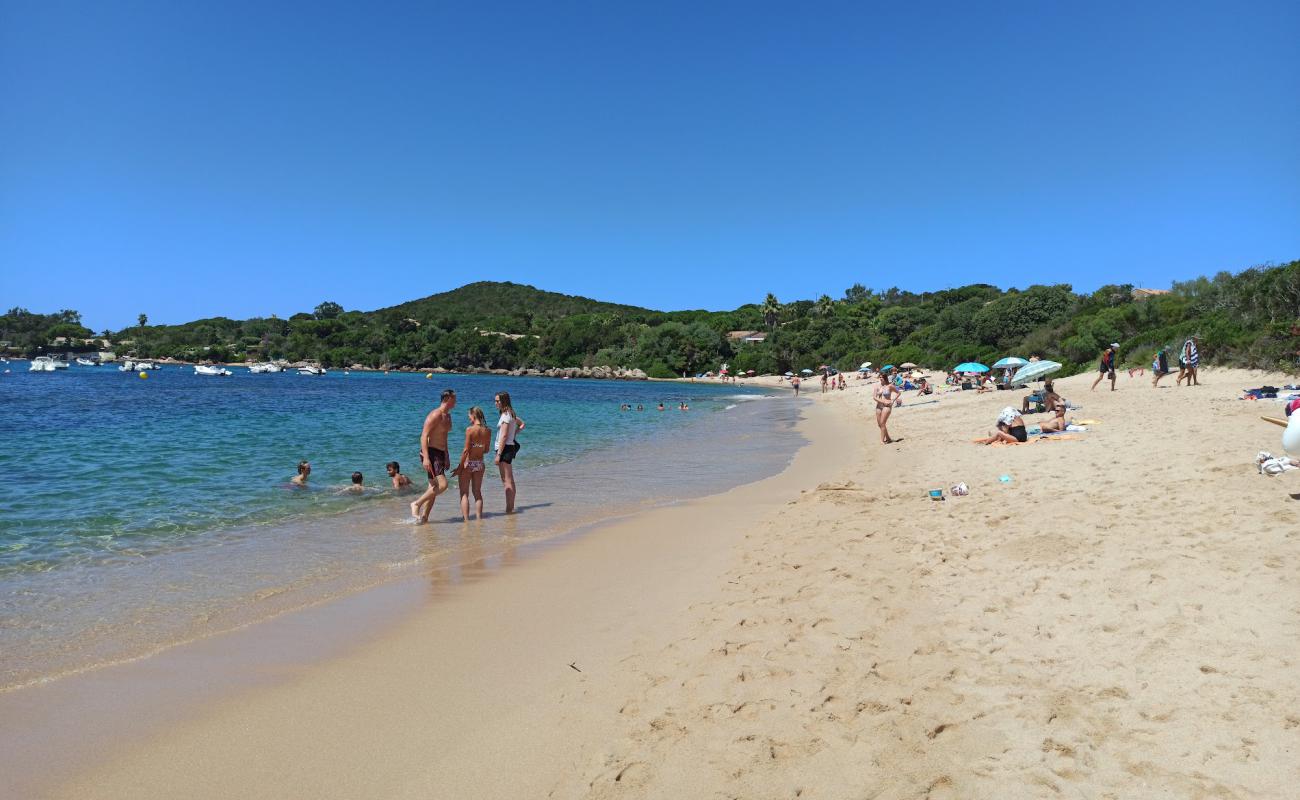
left=139, top=371, right=148, bottom=379
left=426, top=373, right=432, bottom=379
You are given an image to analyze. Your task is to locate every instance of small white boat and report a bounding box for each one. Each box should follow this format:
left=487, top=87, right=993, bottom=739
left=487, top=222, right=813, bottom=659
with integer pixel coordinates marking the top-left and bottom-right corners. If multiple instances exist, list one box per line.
left=29, top=356, right=58, bottom=372
left=298, top=365, right=327, bottom=376
left=75, top=357, right=98, bottom=366
left=52, top=359, right=70, bottom=370
left=248, top=362, right=282, bottom=374
left=195, top=365, right=232, bottom=376
left=135, top=361, right=160, bottom=370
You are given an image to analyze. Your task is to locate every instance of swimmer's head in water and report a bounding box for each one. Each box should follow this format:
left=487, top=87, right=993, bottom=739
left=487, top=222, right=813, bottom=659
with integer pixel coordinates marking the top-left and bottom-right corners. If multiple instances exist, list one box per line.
left=298, top=461, right=311, bottom=475
left=351, top=471, right=363, bottom=485
left=386, top=461, right=400, bottom=475
left=468, top=406, right=486, bottom=426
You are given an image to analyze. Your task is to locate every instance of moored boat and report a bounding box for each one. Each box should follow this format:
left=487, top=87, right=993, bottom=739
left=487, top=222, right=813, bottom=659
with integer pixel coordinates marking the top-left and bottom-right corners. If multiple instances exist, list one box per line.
left=29, top=356, right=58, bottom=372
left=248, top=362, right=283, bottom=374
left=297, top=365, right=327, bottom=376
left=194, top=365, right=232, bottom=376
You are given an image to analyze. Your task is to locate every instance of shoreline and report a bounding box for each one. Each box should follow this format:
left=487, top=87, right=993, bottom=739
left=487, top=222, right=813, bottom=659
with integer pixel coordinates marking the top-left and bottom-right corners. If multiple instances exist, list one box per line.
left=8, top=367, right=1299, bottom=798
left=1, top=391, right=842, bottom=800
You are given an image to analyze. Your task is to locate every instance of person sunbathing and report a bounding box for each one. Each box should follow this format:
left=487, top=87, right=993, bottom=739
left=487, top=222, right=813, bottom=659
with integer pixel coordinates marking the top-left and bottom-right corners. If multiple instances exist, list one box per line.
left=1022, top=380, right=1061, bottom=413
left=977, top=407, right=1028, bottom=444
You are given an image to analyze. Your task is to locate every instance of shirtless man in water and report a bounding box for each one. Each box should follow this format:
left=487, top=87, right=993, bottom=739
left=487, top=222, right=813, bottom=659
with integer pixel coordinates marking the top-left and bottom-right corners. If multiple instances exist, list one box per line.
left=411, top=388, right=456, bottom=523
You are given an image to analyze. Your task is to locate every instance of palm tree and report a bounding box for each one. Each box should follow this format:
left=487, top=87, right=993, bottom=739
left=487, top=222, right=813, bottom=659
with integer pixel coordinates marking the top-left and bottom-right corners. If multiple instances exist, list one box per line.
left=814, top=294, right=835, bottom=317
left=761, top=293, right=781, bottom=330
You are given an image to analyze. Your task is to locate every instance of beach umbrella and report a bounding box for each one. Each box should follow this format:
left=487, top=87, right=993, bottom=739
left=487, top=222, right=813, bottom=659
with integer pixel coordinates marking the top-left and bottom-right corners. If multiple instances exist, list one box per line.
left=800, top=368, right=814, bottom=375
left=1010, top=360, right=1062, bottom=384
left=881, top=364, right=895, bottom=372
left=858, top=361, right=872, bottom=370
left=992, top=356, right=1028, bottom=369
left=900, top=362, right=918, bottom=369
left=746, top=369, right=755, bottom=375
left=953, top=362, right=989, bottom=373
left=909, top=370, right=926, bottom=379
left=784, top=371, right=794, bottom=377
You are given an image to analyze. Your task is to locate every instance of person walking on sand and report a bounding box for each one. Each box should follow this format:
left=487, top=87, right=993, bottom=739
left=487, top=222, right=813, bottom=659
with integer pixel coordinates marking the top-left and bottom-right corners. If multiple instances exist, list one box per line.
left=1091, top=343, right=1119, bottom=392
left=1177, top=337, right=1200, bottom=386
left=873, top=372, right=901, bottom=444
left=494, top=391, right=524, bottom=514
left=1152, top=348, right=1173, bottom=387
left=411, top=388, right=456, bottom=523
left=791, top=375, right=801, bottom=396
left=453, top=406, right=492, bottom=521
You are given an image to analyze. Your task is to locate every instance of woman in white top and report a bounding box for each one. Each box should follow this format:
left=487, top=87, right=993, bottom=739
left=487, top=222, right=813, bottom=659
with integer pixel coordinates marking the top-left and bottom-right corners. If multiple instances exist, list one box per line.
left=494, top=391, right=524, bottom=514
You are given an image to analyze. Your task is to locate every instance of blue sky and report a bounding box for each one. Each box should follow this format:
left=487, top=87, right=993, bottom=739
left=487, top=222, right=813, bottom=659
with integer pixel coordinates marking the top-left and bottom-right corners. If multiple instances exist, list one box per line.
left=2, top=0, right=1297, bottom=331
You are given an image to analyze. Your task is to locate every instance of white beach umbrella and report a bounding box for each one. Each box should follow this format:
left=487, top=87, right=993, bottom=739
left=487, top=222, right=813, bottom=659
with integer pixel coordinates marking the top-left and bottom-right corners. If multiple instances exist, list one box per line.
left=1010, top=360, right=1062, bottom=384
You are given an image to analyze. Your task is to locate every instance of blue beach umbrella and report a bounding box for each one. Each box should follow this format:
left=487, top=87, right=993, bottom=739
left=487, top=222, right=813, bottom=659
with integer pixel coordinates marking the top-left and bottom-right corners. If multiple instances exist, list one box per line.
left=954, top=362, right=990, bottom=373
left=991, top=356, right=1027, bottom=369
left=881, top=364, right=895, bottom=372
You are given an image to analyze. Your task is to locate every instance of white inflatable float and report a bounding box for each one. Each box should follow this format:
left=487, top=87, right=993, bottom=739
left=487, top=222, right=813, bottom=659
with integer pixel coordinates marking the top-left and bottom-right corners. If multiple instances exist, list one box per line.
left=1262, top=415, right=1300, bottom=454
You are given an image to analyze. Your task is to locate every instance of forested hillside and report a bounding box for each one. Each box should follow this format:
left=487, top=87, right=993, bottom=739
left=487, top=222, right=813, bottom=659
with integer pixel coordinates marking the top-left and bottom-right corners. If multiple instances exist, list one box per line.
left=4, top=263, right=1297, bottom=377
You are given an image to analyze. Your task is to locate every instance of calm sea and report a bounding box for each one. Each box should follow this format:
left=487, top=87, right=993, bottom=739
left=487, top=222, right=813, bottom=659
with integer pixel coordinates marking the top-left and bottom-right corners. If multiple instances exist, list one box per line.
left=0, top=364, right=801, bottom=690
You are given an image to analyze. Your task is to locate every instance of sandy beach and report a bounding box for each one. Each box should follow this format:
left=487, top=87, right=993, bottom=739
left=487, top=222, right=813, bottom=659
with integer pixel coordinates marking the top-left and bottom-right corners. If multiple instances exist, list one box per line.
left=17, top=368, right=1300, bottom=799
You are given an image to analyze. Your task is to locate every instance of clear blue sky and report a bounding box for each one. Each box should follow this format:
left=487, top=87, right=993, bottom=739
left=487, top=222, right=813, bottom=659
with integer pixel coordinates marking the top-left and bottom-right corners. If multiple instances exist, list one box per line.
left=2, top=1, right=1297, bottom=331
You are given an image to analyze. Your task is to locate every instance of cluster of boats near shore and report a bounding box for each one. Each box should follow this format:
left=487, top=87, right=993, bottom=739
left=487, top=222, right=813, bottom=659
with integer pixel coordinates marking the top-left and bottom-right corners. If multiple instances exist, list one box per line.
left=21, top=356, right=328, bottom=376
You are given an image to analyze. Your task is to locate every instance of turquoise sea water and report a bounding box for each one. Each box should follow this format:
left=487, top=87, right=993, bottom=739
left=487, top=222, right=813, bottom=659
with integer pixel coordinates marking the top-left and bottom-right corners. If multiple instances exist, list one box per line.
left=0, top=364, right=801, bottom=689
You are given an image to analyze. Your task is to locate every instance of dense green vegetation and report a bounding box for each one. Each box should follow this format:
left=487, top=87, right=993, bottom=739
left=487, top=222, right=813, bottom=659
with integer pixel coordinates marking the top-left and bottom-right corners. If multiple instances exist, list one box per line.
left=4, top=261, right=1296, bottom=377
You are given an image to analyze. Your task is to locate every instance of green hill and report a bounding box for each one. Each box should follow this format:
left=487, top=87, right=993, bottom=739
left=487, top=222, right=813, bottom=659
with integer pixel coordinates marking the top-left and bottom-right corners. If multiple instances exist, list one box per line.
left=4, top=263, right=1297, bottom=377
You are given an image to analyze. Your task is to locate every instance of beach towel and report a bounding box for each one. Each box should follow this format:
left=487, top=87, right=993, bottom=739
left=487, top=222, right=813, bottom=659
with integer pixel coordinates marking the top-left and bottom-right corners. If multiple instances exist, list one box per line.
left=1257, top=451, right=1298, bottom=476
left=1181, top=339, right=1199, bottom=367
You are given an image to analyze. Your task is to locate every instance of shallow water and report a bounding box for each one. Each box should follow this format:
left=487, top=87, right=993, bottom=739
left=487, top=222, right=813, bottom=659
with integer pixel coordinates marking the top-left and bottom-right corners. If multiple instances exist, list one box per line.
left=0, top=366, right=801, bottom=689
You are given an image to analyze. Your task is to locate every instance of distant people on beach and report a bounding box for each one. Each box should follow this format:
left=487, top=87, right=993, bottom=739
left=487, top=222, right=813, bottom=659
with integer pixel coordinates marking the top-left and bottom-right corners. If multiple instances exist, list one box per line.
left=386, top=461, right=411, bottom=491
left=1177, top=337, right=1200, bottom=386
left=411, top=388, right=456, bottom=524
left=791, top=376, right=801, bottom=396
left=1022, top=379, right=1061, bottom=414
left=1091, top=343, right=1119, bottom=391
left=495, top=391, right=523, bottom=514
left=873, top=372, right=900, bottom=444
left=1152, top=349, right=1172, bottom=387
left=657, top=402, right=665, bottom=411
left=291, top=460, right=311, bottom=486
left=454, top=406, right=492, bottom=521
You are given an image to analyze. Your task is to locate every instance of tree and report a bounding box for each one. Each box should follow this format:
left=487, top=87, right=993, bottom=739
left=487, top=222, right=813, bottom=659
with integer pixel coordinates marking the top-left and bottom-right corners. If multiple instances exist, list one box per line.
left=761, top=294, right=781, bottom=330
left=138, top=313, right=148, bottom=327
left=314, top=301, right=343, bottom=320
left=844, top=283, right=869, bottom=303
left=814, top=294, right=835, bottom=317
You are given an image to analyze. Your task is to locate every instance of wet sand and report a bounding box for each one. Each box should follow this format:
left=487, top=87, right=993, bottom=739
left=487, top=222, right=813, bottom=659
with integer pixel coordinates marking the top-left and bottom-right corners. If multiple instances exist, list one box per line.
left=23, top=368, right=1300, bottom=798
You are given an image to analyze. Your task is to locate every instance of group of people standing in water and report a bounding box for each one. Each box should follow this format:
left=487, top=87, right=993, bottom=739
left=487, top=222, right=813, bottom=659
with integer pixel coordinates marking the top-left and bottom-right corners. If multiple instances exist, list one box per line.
left=287, top=388, right=524, bottom=524
left=411, top=389, right=523, bottom=524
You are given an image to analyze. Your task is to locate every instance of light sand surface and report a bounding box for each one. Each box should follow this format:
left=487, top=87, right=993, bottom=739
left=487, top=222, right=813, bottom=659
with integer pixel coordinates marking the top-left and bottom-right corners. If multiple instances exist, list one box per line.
left=48, top=369, right=1300, bottom=798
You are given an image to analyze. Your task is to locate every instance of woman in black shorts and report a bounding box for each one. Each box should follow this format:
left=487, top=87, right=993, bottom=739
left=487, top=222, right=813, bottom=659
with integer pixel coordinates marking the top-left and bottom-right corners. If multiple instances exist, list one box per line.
left=494, top=392, right=525, bottom=514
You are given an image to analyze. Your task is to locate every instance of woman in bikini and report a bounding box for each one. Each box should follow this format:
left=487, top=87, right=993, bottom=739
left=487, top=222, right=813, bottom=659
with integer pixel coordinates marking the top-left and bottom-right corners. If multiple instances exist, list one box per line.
left=454, top=406, right=492, bottom=521
left=873, top=372, right=900, bottom=444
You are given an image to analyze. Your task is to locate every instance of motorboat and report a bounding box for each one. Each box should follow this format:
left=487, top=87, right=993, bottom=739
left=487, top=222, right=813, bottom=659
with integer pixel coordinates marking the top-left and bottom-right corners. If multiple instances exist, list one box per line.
left=135, top=361, right=160, bottom=370
left=52, top=358, right=70, bottom=370
left=29, top=356, right=58, bottom=372
left=248, top=362, right=282, bottom=374
left=297, top=365, right=327, bottom=376
left=118, top=360, right=135, bottom=372
left=75, top=357, right=98, bottom=366
left=195, top=365, right=232, bottom=376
